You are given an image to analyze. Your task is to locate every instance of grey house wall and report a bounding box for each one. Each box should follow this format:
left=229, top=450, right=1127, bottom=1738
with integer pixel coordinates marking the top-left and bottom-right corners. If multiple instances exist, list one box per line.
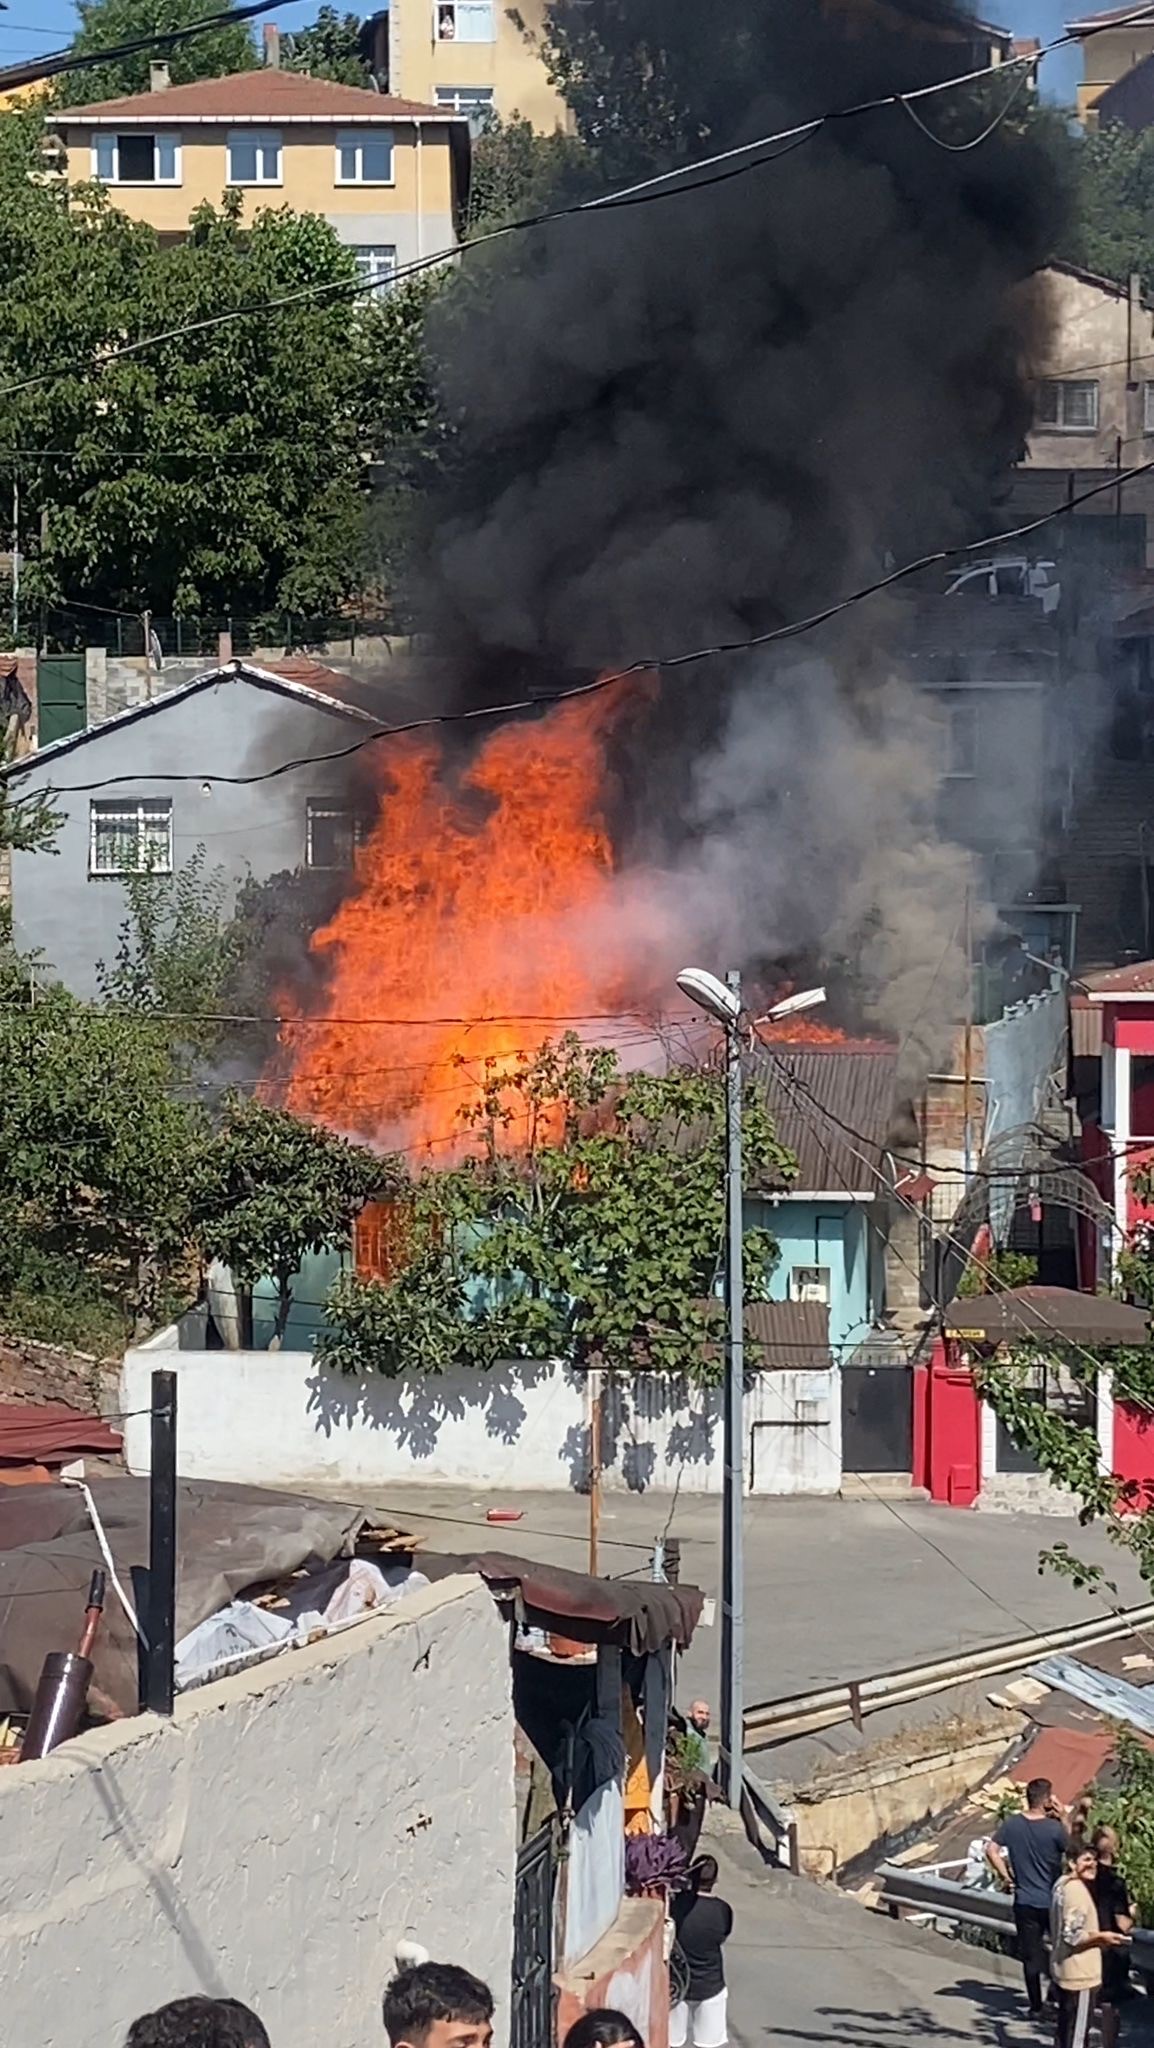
left=9, top=676, right=370, bottom=996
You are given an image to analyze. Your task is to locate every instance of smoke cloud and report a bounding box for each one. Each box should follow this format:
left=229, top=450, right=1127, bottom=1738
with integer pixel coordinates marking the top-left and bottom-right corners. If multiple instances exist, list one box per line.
left=410, top=0, right=1065, bottom=1064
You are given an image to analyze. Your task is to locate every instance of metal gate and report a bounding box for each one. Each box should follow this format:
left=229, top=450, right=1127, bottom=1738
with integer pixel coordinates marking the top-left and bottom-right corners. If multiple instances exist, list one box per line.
left=511, top=1825, right=555, bottom=2048
left=35, top=654, right=86, bottom=746
left=841, top=1365, right=913, bottom=1473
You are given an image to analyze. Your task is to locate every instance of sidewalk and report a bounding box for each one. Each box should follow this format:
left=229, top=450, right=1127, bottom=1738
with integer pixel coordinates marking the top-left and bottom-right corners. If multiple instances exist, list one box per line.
left=363, top=1485, right=1149, bottom=1711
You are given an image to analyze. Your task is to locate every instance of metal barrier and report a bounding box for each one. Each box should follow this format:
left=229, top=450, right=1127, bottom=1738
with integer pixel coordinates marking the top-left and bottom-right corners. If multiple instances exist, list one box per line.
left=742, top=1763, right=800, bottom=1872
left=876, top=1860, right=1154, bottom=1969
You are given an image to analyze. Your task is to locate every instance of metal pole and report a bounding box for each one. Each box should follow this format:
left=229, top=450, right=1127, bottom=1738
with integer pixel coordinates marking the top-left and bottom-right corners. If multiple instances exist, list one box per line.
left=721, top=968, right=744, bottom=1808
left=144, top=1368, right=177, bottom=1715
left=11, top=471, right=18, bottom=642
left=588, top=1365, right=602, bottom=1576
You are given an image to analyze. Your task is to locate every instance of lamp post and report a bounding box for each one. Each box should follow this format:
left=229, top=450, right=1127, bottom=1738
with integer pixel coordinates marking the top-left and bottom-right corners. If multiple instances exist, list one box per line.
left=675, top=971, right=826, bottom=1808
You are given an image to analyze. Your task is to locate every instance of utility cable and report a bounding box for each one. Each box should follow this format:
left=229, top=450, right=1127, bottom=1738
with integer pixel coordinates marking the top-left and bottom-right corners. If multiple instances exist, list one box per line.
left=27, top=457, right=1154, bottom=797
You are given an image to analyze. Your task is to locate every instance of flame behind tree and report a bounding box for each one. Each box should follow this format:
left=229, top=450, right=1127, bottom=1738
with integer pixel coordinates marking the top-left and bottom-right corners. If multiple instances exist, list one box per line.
left=318, top=1035, right=797, bottom=1381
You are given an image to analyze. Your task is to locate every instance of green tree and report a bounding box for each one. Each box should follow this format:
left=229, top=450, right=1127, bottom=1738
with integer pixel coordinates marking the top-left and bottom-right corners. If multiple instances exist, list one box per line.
left=466, top=113, right=592, bottom=231
left=0, top=150, right=374, bottom=619
left=95, top=846, right=241, bottom=1041
left=284, top=7, right=369, bottom=87
left=0, top=973, right=196, bottom=1342
left=319, top=1035, right=796, bottom=1378
left=56, top=0, right=256, bottom=106
left=183, top=1095, right=389, bottom=1344
left=1067, top=122, right=1154, bottom=292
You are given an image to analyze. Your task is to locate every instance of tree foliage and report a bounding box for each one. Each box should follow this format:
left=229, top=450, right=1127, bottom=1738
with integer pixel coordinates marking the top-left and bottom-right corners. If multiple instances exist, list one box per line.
left=284, top=7, right=369, bottom=87
left=319, top=1035, right=795, bottom=1379
left=183, top=1094, right=389, bottom=1341
left=0, top=116, right=428, bottom=620
left=466, top=113, right=592, bottom=231
left=95, top=845, right=240, bottom=1041
left=56, top=0, right=256, bottom=106
left=1067, top=122, right=1154, bottom=293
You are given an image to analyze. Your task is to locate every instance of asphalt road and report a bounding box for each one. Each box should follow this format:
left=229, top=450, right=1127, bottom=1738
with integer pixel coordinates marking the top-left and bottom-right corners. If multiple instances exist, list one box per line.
left=366, top=1485, right=1150, bottom=1710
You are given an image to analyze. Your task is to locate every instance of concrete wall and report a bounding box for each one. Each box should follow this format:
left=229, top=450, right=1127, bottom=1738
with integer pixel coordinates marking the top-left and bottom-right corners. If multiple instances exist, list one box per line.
left=755, top=1198, right=878, bottom=1355
left=1025, top=267, right=1154, bottom=475
left=390, top=0, right=572, bottom=133
left=8, top=673, right=370, bottom=996
left=0, top=1574, right=516, bottom=2048
left=122, top=1338, right=842, bottom=1496
left=555, top=1900, right=668, bottom=2048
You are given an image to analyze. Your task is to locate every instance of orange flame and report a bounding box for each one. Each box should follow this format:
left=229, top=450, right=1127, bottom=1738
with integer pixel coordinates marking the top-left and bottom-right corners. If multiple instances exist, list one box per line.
left=280, top=684, right=671, bottom=1160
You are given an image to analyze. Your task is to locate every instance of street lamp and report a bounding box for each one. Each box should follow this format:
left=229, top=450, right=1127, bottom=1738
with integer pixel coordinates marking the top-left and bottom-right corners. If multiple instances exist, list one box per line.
left=675, top=970, right=826, bottom=1808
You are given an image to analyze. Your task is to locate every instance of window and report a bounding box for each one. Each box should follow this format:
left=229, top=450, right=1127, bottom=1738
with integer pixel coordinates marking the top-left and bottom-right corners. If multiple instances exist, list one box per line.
left=435, top=0, right=495, bottom=42
left=1144, top=382, right=1154, bottom=435
left=789, top=1266, right=831, bottom=1305
left=92, top=131, right=180, bottom=185
left=353, top=245, right=397, bottom=295
left=89, top=798, right=172, bottom=876
left=435, top=84, right=495, bottom=134
left=306, top=800, right=369, bottom=869
left=336, top=128, right=394, bottom=184
left=944, top=700, right=978, bottom=778
left=1036, top=378, right=1099, bottom=432
left=227, top=130, right=281, bottom=185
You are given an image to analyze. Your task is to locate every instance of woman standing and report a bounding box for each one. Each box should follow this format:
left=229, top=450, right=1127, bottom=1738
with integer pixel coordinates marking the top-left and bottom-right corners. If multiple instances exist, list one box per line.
left=1051, top=1845, right=1127, bottom=2048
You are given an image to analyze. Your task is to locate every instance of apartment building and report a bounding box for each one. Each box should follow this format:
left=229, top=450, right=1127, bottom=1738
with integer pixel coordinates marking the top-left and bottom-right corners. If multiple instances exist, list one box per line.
left=386, top=0, right=570, bottom=135
left=1066, top=5, right=1154, bottom=124
left=53, top=63, right=469, bottom=281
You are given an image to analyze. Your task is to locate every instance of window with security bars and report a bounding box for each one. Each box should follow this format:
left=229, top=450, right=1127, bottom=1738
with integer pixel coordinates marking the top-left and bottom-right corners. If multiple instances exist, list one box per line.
left=1036, top=378, right=1099, bottom=432
left=89, top=798, right=172, bottom=876
left=305, top=800, right=368, bottom=869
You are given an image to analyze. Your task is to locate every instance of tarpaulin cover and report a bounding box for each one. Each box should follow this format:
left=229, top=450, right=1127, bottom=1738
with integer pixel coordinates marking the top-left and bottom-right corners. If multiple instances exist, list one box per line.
left=0, top=1402, right=122, bottom=1463
left=420, top=1548, right=703, bottom=1653
left=0, top=1475, right=368, bottom=1717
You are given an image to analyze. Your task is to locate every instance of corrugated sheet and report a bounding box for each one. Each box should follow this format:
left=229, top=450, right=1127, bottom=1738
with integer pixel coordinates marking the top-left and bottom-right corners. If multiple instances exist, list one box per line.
left=752, top=1046, right=901, bottom=1195
left=1071, top=999, right=1103, bottom=1058
left=745, top=1300, right=831, bottom=1370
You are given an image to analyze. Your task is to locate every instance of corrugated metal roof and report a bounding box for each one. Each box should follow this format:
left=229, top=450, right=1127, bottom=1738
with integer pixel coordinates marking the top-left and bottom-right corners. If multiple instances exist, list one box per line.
left=745, top=1300, right=831, bottom=1370
left=945, top=1284, right=1152, bottom=1346
left=1084, top=958, right=1154, bottom=995
left=752, top=1045, right=902, bottom=1195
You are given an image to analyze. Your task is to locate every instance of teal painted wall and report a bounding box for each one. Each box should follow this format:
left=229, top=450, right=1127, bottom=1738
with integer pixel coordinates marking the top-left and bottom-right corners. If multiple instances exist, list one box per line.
left=747, top=1197, right=881, bottom=1359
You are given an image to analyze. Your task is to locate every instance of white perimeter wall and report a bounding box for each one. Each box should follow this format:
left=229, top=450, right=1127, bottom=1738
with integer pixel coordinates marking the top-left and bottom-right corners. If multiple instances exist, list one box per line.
left=122, top=1340, right=841, bottom=1497
left=0, top=1576, right=516, bottom=2048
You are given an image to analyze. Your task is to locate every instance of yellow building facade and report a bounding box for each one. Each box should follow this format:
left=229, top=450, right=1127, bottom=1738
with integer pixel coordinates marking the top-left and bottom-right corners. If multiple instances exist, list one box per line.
left=54, top=67, right=468, bottom=281
left=387, top=0, right=571, bottom=134
left=1067, top=7, right=1154, bottom=122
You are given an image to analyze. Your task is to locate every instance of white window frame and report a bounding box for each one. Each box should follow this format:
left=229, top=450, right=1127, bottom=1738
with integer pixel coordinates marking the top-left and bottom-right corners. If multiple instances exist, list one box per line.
left=305, top=799, right=368, bottom=870
left=335, top=128, right=395, bottom=186
left=434, top=84, right=495, bottom=133
left=434, top=0, right=495, bottom=44
left=89, top=798, right=173, bottom=877
left=789, top=1265, right=831, bottom=1306
left=91, top=130, right=181, bottom=186
left=1036, top=377, right=1100, bottom=433
left=944, top=699, right=978, bottom=779
left=352, top=244, right=397, bottom=296
left=226, top=129, right=282, bottom=187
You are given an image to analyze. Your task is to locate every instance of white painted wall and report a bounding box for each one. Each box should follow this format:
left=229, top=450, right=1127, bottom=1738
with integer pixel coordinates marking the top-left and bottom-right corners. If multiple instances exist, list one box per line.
left=123, top=1335, right=841, bottom=1496
left=976, top=1371, right=1112, bottom=1515
left=0, top=1576, right=516, bottom=2048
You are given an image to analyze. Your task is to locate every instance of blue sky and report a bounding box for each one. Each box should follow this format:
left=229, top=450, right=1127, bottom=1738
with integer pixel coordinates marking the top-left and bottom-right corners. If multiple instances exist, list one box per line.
left=1, top=1, right=1084, bottom=101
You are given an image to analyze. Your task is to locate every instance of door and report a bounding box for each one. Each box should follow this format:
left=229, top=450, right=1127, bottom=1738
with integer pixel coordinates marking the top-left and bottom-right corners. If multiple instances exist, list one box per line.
left=35, top=655, right=86, bottom=745
left=511, top=1824, right=555, bottom=2048
left=841, top=1366, right=913, bottom=1473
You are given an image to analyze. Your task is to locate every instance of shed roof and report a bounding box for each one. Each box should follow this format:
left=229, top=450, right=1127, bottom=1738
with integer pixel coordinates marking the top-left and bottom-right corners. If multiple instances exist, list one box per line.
left=57, top=68, right=457, bottom=125
left=419, top=1549, right=703, bottom=1653
left=945, top=1285, right=1152, bottom=1347
left=745, top=1300, right=832, bottom=1369
left=1083, top=958, right=1154, bottom=999
left=752, top=1044, right=902, bottom=1196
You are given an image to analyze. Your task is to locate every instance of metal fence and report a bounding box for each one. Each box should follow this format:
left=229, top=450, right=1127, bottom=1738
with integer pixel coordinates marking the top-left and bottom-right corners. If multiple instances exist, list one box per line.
left=511, top=1824, right=555, bottom=2048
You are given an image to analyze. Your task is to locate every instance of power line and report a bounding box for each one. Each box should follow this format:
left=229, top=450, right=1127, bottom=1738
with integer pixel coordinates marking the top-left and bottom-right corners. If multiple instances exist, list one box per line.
left=2, top=8, right=1144, bottom=406
left=26, top=456, right=1154, bottom=798
left=0, top=0, right=282, bottom=96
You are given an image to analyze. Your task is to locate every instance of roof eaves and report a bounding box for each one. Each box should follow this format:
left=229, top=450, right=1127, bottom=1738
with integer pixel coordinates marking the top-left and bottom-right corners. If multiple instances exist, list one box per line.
left=0, top=658, right=380, bottom=782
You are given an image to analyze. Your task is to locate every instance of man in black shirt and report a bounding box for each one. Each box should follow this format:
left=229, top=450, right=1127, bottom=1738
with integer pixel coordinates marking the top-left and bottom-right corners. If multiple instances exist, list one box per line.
left=670, top=1856, right=734, bottom=2048
left=986, top=1777, right=1069, bottom=2016
left=1091, top=1826, right=1134, bottom=2048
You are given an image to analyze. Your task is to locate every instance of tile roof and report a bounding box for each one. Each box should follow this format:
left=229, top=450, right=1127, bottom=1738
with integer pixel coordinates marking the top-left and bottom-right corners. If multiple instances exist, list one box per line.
left=752, top=1044, right=902, bottom=1195
left=1066, top=5, right=1154, bottom=26
left=57, top=69, right=454, bottom=123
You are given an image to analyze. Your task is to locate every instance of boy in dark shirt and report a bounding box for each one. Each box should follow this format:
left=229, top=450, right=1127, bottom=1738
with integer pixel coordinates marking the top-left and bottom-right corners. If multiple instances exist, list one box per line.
left=671, top=1856, right=734, bottom=2048
left=986, top=1777, right=1069, bottom=2017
